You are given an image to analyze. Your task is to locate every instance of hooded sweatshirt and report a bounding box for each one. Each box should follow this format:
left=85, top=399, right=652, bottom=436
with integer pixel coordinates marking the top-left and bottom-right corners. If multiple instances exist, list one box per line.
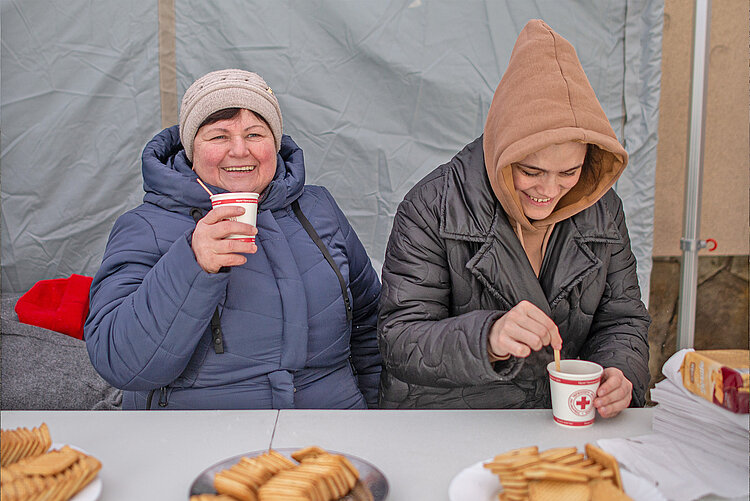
left=483, top=19, right=628, bottom=275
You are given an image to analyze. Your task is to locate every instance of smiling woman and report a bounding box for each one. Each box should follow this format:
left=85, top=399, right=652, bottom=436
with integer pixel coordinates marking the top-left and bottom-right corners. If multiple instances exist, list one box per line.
left=83, top=69, right=382, bottom=411
left=510, top=141, right=586, bottom=221
left=377, top=20, right=649, bottom=415
left=192, top=108, right=278, bottom=194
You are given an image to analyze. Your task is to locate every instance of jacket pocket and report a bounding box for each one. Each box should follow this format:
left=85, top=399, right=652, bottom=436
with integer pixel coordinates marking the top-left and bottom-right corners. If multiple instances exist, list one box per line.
left=171, top=331, right=212, bottom=389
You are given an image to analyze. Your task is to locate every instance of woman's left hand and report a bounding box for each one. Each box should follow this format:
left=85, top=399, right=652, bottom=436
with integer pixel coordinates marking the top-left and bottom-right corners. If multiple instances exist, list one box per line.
left=594, top=367, right=633, bottom=418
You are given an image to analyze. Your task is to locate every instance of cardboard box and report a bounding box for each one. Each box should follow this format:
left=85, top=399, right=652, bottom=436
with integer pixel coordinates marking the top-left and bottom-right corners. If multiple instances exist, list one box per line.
left=680, top=350, right=749, bottom=414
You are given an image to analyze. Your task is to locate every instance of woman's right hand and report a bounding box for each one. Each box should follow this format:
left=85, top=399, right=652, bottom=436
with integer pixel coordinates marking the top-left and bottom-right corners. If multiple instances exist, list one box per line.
left=488, top=300, right=562, bottom=359
left=192, top=206, right=257, bottom=273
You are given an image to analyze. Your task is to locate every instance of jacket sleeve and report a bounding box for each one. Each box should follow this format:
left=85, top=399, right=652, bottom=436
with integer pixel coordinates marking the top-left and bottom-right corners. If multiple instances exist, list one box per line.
left=579, top=191, right=651, bottom=406
left=84, top=211, right=229, bottom=390
left=323, top=189, right=382, bottom=408
left=378, top=182, right=514, bottom=388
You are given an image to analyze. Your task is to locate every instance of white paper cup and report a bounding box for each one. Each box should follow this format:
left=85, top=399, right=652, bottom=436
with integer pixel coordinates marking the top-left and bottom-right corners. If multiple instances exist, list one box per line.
left=547, top=359, right=603, bottom=428
left=209, top=192, right=259, bottom=243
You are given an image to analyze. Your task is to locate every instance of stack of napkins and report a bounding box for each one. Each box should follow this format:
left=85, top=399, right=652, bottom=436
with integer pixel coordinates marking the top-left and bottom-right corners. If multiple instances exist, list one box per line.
left=598, top=349, right=750, bottom=501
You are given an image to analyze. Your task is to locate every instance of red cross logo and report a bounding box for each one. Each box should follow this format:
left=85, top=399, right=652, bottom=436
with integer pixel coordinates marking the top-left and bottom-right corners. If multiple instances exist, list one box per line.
left=568, top=389, right=596, bottom=416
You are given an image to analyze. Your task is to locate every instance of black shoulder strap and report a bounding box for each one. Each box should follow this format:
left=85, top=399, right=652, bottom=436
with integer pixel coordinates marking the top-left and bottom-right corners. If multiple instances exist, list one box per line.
left=292, top=200, right=353, bottom=323
left=191, top=207, right=224, bottom=354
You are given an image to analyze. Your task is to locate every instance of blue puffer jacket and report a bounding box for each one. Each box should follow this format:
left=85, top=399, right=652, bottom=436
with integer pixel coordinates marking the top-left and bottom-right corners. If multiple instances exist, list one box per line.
left=84, top=126, right=382, bottom=410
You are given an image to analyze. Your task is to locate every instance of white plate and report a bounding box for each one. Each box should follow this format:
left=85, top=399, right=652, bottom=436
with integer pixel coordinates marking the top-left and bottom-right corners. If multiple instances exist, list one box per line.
left=70, top=478, right=102, bottom=501
left=448, top=459, right=667, bottom=501
left=50, top=443, right=103, bottom=501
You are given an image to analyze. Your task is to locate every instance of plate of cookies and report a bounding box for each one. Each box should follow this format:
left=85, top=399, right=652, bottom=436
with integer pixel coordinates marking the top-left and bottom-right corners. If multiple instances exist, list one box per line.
left=448, top=443, right=666, bottom=501
left=1, top=423, right=103, bottom=501
left=189, top=446, right=388, bottom=501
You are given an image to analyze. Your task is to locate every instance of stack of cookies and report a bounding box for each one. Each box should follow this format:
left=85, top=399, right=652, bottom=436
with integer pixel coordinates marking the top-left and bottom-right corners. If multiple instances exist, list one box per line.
left=483, top=443, right=631, bottom=501
left=0, top=424, right=102, bottom=501
left=192, top=446, right=360, bottom=501
left=259, top=446, right=359, bottom=500
left=212, top=450, right=297, bottom=500
left=0, top=423, right=52, bottom=466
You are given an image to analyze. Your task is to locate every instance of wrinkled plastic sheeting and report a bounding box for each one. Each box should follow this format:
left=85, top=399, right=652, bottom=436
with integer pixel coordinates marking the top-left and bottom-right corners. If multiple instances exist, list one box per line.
left=616, top=1, right=664, bottom=305
left=0, top=0, right=161, bottom=293
left=176, top=0, right=662, bottom=304
left=1, top=0, right=662, bottom=304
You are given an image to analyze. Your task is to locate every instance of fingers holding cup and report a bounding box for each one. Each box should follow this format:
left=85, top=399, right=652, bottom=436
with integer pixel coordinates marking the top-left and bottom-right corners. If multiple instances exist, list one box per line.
left=594, top=367, right=633, bottom=418
left=192, top=195, right=260, bottom=273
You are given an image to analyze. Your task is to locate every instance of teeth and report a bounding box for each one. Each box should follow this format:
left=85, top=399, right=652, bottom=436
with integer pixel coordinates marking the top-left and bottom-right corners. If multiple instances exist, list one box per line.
left=529, top=195, right=551, bottom=203
left=224, top=166, right=255, bottom=172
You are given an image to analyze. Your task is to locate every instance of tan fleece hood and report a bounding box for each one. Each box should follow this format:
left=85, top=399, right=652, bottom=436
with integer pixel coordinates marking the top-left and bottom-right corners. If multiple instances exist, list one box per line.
left=483, top=19, right=628, bottom=228
left=482, top=20, right=628, bottom=274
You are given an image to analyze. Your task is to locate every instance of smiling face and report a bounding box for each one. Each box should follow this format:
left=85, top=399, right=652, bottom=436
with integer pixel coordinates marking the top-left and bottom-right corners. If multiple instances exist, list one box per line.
left=511, top=142, right=587, bottom=221
left=192, top=108, right=277, bottom=193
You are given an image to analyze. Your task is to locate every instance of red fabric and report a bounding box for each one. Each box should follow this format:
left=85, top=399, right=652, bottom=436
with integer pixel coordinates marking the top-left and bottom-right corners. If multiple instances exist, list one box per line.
left=14, top=274, right=93, bottom=340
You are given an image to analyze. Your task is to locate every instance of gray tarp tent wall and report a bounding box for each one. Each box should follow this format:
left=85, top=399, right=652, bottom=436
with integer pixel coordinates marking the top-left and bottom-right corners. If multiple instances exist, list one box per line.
left=1, top=0, right=663, bottom=306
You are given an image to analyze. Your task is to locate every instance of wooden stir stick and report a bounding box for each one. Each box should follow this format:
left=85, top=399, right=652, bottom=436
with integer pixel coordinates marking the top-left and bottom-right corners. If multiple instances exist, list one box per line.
left=196, top=178, right=214, bottom=196
left=554, top=348, right=561, bottom=372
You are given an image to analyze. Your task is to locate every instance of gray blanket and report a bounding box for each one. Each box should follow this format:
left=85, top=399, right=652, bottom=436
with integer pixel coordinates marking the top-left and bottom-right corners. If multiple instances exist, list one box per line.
left=1, top=293, right=122, bottom=410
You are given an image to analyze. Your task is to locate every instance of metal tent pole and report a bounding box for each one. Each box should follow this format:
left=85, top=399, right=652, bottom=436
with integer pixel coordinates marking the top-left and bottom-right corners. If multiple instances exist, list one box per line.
left=676, top=0, right=712, bottom=350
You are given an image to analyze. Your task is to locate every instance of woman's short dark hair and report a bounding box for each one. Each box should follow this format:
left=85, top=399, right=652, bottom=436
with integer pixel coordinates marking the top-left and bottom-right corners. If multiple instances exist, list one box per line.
left=197, top=108, right=270, bottom=131
left=580, top=143, right=601, bottom=193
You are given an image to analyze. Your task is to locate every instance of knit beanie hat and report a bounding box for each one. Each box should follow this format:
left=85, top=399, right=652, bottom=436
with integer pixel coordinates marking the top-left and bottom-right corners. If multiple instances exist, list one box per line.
left=179, top=69, right=283, bottom=161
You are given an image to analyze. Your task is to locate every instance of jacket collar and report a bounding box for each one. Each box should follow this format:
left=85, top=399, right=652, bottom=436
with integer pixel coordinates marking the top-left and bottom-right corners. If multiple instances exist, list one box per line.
left=439, top=137, right=497, bottom=242
left=439, top=136, right=622, bottom=312
left=539, top=202, right=622, bottom=308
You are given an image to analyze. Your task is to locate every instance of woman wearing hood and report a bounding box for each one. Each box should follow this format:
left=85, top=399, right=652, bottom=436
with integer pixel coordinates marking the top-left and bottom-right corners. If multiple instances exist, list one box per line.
left=378, top=20, right=650, bottom=415
left=85, top=69, right=382, bottom=410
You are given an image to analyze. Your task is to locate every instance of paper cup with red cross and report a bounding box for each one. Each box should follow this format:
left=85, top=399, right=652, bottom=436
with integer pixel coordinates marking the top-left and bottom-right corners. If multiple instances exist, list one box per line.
left=547, top=360, right=603, bottom=428
left=210, top=192, right=259, bottom=243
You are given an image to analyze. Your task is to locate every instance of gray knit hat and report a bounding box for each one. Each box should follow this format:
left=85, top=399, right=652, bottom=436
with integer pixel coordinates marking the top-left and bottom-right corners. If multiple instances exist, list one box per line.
left=179, top=69, right=283, bottom=161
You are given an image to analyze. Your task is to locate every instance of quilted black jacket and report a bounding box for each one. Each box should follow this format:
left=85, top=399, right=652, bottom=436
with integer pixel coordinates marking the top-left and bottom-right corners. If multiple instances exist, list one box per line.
left=377, top=137, right=650, bottom=409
